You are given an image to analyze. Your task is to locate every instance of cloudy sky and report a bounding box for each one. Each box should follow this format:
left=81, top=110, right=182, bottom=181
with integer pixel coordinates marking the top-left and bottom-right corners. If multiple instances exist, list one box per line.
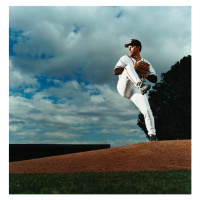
left=9, top=6, right=191, bottom=147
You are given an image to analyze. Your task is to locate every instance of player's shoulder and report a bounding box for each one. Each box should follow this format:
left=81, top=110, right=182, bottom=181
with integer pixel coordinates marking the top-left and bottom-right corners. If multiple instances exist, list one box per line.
left=119, top=55, right=131, bottom=61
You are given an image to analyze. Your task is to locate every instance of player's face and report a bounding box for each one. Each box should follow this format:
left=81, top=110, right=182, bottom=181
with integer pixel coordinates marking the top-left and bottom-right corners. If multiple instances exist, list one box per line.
left=128, top=45, right=140, bottom=57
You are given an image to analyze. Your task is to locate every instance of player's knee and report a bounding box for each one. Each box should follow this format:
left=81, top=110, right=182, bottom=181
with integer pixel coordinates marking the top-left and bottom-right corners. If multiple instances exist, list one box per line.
left=120, top=92, right=130, bottom=99
left=117, top=86, right=132, bottom=99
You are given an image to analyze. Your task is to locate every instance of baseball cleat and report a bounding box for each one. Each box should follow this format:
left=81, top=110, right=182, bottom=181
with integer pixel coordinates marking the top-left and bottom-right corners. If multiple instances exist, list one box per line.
left=148, top=134, right=157, bottom=142
left=138, top=83, right=151, bottom=95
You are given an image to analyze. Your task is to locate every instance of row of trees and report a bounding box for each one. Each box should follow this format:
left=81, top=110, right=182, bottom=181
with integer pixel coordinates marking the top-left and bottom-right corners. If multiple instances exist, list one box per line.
left=138, top=55, right=191, bottom=140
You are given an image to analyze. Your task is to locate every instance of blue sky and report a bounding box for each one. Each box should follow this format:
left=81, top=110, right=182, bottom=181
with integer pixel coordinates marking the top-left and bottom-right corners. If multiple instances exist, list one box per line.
left=9, top=6, right=191, bottom=147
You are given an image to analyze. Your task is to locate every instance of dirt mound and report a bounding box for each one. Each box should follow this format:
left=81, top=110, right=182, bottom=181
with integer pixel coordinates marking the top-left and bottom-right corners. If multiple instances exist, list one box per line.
left=9, top=140, right=191, bottom=174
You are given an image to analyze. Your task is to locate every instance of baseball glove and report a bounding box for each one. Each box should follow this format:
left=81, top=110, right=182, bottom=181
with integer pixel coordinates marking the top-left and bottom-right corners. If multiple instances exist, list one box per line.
left=133, top=61, right=150, bottom=80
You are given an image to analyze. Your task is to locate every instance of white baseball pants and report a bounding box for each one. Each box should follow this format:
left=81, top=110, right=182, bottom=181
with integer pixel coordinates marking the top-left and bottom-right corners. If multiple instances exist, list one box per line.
left=117, top=64, right=156, bottom=135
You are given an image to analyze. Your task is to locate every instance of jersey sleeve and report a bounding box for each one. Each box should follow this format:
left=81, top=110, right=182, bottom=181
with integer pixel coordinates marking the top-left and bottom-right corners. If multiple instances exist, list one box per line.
left=115, top=55, right=127, bottom=68
left=149, top=64, right=156, bottom=76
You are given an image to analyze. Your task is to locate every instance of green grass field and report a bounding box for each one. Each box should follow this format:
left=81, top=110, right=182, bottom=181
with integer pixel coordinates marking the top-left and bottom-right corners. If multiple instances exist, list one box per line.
left=9, top=170, right=191, bottom=194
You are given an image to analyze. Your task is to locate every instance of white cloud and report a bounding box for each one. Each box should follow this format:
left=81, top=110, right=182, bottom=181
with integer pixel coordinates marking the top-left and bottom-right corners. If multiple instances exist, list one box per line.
left=9, top=60, right=39, bottom=89
left=42, top=132, right=80, bottom=140
left=24, top=88, right=37, bottom=93
left=90, top=95, right=105, bottom=104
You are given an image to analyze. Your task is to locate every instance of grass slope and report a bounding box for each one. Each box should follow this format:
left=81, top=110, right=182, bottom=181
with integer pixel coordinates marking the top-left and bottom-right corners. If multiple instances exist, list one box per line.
left=9, top=170, right=191, bottom=194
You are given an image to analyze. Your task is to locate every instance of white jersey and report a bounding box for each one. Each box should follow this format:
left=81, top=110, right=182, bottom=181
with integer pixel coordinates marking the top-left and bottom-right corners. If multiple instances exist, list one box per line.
left=115, top=55, right=156, bottom=77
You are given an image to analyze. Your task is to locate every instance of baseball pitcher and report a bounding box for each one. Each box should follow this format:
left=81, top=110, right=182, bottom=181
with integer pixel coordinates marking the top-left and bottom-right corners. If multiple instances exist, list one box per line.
left=114, top=39, right=157, bottom=141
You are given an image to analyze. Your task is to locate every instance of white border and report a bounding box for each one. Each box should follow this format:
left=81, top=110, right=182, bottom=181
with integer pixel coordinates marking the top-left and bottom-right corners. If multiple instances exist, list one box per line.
left=2, top=0, right=198, bottom=199
left=7, top=0, right=192, bottom=6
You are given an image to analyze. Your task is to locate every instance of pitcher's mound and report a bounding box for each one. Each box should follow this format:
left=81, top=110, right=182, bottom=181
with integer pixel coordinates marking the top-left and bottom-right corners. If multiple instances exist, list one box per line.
left=9, top=139, right=191, bottom=174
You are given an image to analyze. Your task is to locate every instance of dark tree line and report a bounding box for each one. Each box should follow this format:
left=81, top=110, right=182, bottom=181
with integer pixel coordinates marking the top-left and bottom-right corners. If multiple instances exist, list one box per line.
left=138, top=55, right=191, bottom=140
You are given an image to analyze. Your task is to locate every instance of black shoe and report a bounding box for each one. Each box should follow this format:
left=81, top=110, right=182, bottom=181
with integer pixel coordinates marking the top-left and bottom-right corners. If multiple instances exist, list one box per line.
left=148, top=134, right=157, bottom=142
left=138, top=83, right=151, bottom=95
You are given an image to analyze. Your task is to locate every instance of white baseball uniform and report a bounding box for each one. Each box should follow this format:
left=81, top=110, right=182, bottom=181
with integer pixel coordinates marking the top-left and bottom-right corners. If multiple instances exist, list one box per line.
left=114, top=55, right=156, bottom=136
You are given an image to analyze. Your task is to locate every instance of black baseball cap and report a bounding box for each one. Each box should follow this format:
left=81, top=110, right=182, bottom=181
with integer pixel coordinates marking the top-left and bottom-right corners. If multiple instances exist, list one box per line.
left=124, top=39, right=142, bottom=51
